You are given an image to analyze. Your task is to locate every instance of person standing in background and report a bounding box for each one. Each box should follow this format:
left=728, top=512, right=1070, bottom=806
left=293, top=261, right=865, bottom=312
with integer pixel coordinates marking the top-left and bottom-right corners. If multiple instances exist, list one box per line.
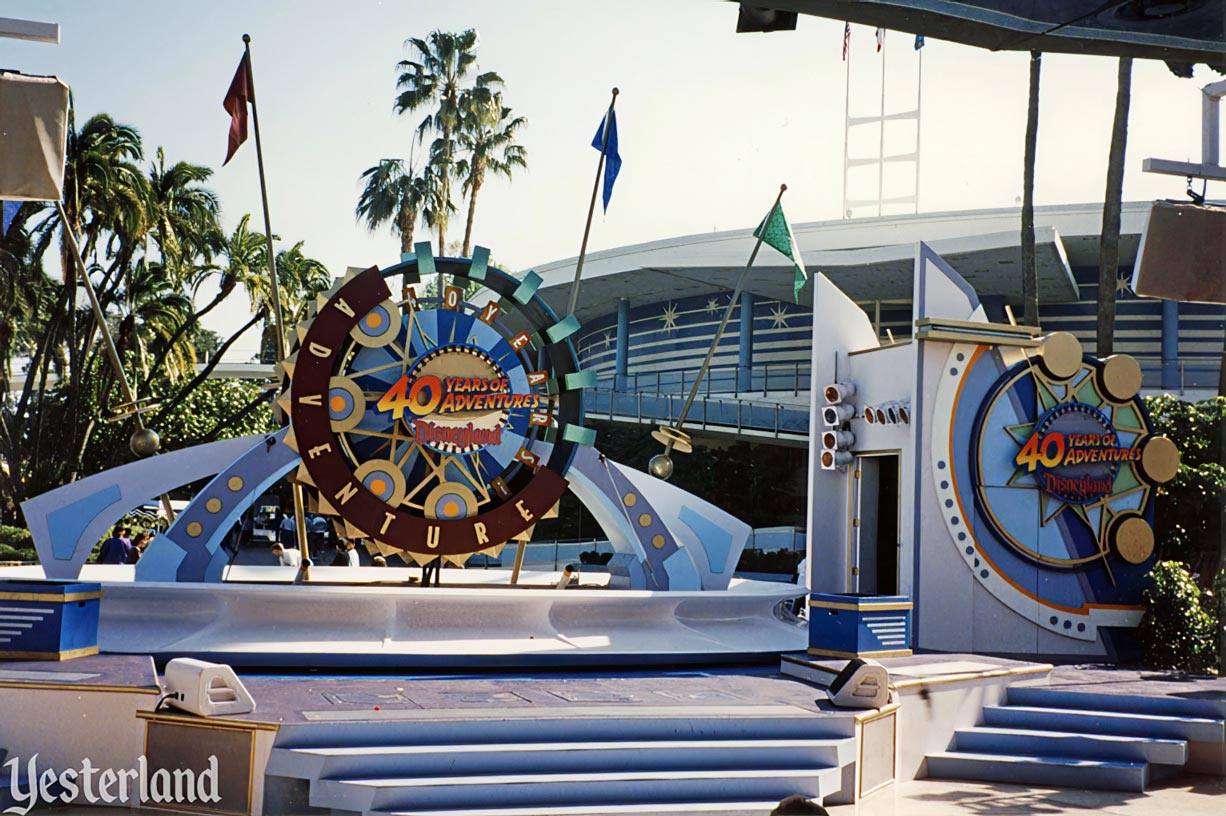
left=97, top=527, right=132, bottom=564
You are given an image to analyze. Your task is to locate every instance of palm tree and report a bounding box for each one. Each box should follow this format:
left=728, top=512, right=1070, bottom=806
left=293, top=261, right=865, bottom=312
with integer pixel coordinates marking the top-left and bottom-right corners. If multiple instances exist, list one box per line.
left=114, top=258, right=195, bottom=383
left=1097, top=57, right=1133, bottom=357
left=139, top=213, right=259, bottom=393
left=152, top=215, right=271, bottom=421
left=145, top=147, right=221, bottom=284
left=355, top=160, right=447, bottom=255
left=456, top=97, right=527, bottom=257
left=1020, top=51, right=1041, bottom=328
left=394, top=29, right=502, bottom=254
left=24, top=110, right=147, bottom=468
left=276, top=241, right=332, bottom=322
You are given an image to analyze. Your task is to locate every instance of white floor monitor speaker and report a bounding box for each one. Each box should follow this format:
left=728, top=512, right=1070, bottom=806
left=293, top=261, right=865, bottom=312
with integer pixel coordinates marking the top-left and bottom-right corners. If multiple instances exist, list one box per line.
left=826, top=658, right=890, bottom=709
left=163, top=657, right=256, bottom=717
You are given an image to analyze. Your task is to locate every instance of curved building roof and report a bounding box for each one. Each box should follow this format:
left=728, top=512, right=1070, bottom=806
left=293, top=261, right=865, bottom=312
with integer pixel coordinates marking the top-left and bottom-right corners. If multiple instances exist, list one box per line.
left=534, top=202, right=1150, bottom=323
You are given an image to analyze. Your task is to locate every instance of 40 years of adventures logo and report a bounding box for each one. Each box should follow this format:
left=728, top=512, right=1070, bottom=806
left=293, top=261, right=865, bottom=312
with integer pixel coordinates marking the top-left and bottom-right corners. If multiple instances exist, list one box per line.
left=1014, top=402, right=1140, bottom=504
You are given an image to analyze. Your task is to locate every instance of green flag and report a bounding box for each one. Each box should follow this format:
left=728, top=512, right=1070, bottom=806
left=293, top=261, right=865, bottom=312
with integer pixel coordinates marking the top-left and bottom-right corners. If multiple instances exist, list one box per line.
left=754, top=203, right=808, bottom=300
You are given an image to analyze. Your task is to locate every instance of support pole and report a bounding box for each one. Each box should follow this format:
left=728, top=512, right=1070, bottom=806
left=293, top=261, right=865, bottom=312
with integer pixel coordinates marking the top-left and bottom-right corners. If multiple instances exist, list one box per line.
left=842, top=32, right=851, bottom=219
left=58, top=201, right=175, bottom=522
left=878, top=35, right=886, bottom=217
left=566, top=87, right=619, bottom=317
left=658, top=185, right=787, bottom=462
left=510, top=540, right=528, bottom=586
left=243, top=33, right=309, bottom=562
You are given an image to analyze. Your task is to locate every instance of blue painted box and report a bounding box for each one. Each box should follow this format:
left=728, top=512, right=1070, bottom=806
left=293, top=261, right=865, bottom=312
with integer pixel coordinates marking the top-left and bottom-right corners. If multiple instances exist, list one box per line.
left=0, top=580, right=102, bottom=660
left=809, top=593, right=912, bottom=658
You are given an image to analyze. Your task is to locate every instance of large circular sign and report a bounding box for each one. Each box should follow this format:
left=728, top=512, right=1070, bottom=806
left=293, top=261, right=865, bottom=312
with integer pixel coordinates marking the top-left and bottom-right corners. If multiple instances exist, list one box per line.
left=970, top=351, right=1172, bottom=569
left=284, top=253, right=592, bottom=560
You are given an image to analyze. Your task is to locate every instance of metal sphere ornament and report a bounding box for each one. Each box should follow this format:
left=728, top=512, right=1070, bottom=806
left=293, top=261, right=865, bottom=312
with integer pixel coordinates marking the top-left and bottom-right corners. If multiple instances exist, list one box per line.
left=648, top=453, right=674, bottom=481
left=129, top=427, right=161, bottom=458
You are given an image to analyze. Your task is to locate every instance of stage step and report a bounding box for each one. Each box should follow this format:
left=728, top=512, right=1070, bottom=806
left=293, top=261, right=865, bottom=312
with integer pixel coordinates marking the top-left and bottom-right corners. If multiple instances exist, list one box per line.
left=275, top=710, right=855, bottom=749
left=311, top=767, right=841, bottom=813
left=926, top=751, right=1149, bottom=791
left=379, top=801, right=788, bottom=816
left=1008, top=685, right=1226, bottom=721
left=953, top=726, right=1187, bottom=765
left=926, top=683, right=1226, bottom=793
left=270, top=709, right=857, bottom=815
left=983, top=704, right=1225, bottom=743
left=268, top=737, right=854, bottom=780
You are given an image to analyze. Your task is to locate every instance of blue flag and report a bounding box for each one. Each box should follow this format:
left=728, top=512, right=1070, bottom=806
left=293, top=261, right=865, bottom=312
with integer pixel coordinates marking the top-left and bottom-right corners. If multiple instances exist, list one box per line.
left=1, top=201, right=19, bottom=236
left=914, top=34, right=925, bottom=50
left=591, top=110, right=621, bottom=213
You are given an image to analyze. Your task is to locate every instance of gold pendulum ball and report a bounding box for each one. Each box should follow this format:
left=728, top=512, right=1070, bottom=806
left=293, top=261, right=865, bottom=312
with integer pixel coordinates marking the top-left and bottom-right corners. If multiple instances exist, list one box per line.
left=1107, top=512, right=1155, bottom=565
left=1036, top=331, right=1083, bottom=381
left=1138, top=435, right=1180, bottom=484
left=1096, top=355, right=1143, bottom=403
left=129, top=427, right=161, bottom=457
left=649, top=454, right=674, bottom=481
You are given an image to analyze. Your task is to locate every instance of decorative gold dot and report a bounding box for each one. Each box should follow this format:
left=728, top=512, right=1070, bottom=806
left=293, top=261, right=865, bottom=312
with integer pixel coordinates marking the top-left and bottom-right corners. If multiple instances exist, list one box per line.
left=638, top=513, right=652, bottom=528
left=205, top=498, right=222, bottom=514
left=1099, top=355, right=1143, bottom=403
left=651, top=534, right=666, bottom=549
left=1113, top=516, right=1154, bottom=564
left=622, top=493, right=637, bottom=507
left=185, top=521, right=204, bottom=538
left=1139, top=435, right=1180, bottom=484
left=227, top=476, right=244, bottom=492
left=1037, top=331, right=1082, bottom=381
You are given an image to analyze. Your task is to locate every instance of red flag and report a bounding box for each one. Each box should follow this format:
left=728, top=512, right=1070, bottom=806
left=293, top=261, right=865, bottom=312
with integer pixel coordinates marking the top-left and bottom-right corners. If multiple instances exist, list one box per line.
left=876, top=27, right=885, bottom=52
left=223, top=53, right=253, bottom=166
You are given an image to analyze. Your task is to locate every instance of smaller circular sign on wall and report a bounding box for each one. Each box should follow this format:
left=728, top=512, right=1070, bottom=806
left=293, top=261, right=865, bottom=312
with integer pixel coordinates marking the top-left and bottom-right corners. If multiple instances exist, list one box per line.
left=1017, top=402, right=1139, bottom=505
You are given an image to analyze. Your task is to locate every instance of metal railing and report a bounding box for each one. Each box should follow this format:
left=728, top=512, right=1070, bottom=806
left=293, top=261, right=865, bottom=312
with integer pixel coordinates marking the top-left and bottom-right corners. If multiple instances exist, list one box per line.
left=595, top=362, right=812, bottom=399
left=1128, top=355, right=1221, bottom=394
left=469, top=528, right=808, bottom=572
left=594, top=356, right=1226, bottom=404
left=587, top=387, right=810, bottom=439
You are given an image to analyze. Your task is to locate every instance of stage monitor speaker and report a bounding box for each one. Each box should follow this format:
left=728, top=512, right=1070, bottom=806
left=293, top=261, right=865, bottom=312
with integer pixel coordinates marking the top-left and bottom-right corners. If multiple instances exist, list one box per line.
left=826, top=658, right=890, bottom=709
left=1132, top=200, right=1226, bottom=303
left=164, top=658, right=256, bottom=717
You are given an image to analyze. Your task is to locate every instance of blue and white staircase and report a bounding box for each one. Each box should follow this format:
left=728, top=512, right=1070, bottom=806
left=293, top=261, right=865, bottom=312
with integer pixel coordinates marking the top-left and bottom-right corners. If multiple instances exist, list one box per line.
left=927, top=685, right=1226, bottom=792
left=265, top=710, right=858, bottom=815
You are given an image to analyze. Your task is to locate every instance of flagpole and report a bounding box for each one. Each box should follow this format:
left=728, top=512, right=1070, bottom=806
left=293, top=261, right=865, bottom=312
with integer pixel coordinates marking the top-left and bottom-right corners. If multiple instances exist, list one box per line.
left=650, top=184, right=787, bottom=478
left=242, top=33, right=310, bottom=564
left=878, top=30, right=886, bottom=217
left=566, top=87, right=618, bottom=318
left=842, top=25, right=851, bottom=219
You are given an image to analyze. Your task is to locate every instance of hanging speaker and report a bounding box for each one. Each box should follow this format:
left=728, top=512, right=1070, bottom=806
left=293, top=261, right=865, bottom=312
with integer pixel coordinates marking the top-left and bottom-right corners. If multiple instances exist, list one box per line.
left=1132, top=200, right=1226, bottom=303
left=0, top=72, right=69, bottom=200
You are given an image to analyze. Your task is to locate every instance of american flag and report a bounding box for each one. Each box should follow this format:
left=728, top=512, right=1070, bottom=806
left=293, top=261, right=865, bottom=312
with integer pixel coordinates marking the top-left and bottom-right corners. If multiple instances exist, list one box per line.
left=876, top=27, right=885, bottom=52
left=842, top=22, right=850, bottom=61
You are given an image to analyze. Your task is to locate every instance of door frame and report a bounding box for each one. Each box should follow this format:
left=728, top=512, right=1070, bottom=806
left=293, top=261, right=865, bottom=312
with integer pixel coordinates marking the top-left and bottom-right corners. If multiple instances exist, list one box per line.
left=847, top=448, right=902, bottom=593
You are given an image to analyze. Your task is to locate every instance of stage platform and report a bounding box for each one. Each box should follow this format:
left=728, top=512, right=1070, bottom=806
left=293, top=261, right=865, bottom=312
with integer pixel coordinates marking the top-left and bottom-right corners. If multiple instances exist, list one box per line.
left=204, top=666, right=851, bottom=727
left=0, top=652, right=1222, bottom=814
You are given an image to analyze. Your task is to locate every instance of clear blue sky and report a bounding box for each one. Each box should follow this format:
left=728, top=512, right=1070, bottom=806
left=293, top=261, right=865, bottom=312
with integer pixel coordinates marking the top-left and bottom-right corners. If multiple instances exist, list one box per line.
left=4, top=0, right=1213, bottom=356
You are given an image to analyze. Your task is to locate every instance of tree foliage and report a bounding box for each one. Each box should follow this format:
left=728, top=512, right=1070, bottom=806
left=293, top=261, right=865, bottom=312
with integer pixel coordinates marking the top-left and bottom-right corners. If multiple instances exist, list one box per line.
left=1142, top=395, right=1226, bottom=571
left=1138, top=560, right=1220, bottom=674
left=0, top=108, right=327, bottom=526
left=361, top=29, right=527, bottom=261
